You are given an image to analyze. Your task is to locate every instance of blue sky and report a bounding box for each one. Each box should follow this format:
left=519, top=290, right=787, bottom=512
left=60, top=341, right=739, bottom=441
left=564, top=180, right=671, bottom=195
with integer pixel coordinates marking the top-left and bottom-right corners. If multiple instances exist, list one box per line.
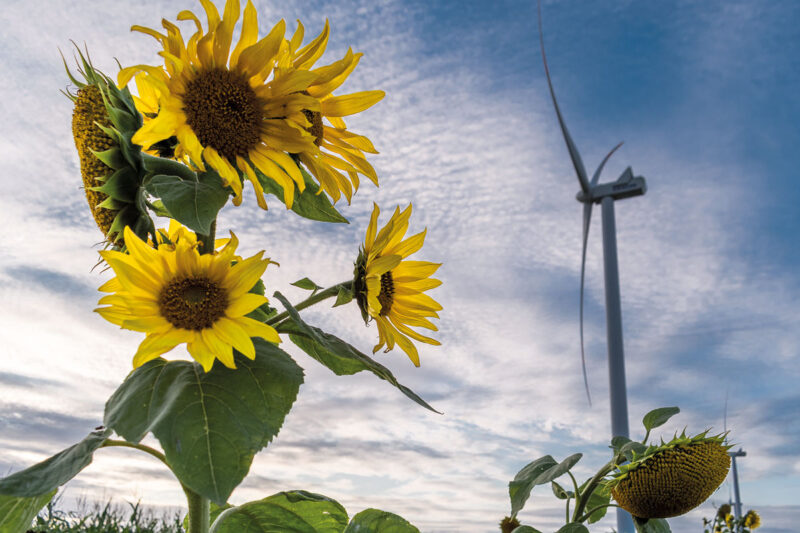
left=1, top=0, right=799, bottom=532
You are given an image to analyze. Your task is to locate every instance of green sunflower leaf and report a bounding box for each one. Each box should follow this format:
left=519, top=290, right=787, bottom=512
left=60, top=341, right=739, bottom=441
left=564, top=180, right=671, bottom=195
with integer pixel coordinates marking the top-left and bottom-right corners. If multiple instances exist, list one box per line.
left=508, top=453, right=581, bottom=517
left=291, top=277, right=323, bottom=292
left=536, top=453, right=582, bottom=485
left=633, top=517, right=672, bottom=533
left=210, top=491, right=348, bottom=533
left=343, top=509, right=420, bottom=533
left=619, top=440, right=648, bottom=461
left=147, top=170, right=229, bottom=234
left=611, top=435, right=633, bottom=453
left=0, top=490, right=57, bottom=533
left=642, top=407, right=680, bottom=432
left=551, top=480, right=572, bottom=500
left=103, top=341, right=303, bottom=505
left=141, top=153, right=198, bottom=181
left=0, top=428, right=110, bottom=498
left=148, top=199, right=173, bottom=218
left=508, top=456, right=558, bottom=517
left=254, top=166, right=348, bottom=224
left=272, top=292, right=439, bottom=414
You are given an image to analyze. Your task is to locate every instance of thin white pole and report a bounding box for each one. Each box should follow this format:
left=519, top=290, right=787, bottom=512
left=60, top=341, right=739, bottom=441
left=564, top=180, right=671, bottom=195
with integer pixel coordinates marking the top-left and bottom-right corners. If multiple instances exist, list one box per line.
left=730, top=449, right=746, bottom=531
left=600, top=196, right=634, bottom=533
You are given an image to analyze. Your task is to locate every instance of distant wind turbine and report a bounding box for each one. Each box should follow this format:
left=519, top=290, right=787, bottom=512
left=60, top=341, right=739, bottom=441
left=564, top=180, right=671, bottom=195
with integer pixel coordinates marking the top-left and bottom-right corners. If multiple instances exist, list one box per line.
left=537, top=3, right=647, bottom=533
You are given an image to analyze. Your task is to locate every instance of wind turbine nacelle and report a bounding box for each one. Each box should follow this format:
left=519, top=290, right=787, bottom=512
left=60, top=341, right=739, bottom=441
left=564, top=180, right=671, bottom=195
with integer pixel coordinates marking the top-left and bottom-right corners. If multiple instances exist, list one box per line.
left=576, top=167, right=647, bottom=204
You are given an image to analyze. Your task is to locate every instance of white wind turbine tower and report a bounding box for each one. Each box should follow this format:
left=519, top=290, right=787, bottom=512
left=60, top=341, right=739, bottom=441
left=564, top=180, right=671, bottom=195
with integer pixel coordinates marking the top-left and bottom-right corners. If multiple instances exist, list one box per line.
left=538, top=4, right=647, bottom=533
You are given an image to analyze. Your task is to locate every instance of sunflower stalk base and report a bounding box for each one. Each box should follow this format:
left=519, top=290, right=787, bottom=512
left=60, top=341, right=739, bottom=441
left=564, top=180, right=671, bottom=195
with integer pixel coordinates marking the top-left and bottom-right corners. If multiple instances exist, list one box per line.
left=185, top=489, right=210, bottom=533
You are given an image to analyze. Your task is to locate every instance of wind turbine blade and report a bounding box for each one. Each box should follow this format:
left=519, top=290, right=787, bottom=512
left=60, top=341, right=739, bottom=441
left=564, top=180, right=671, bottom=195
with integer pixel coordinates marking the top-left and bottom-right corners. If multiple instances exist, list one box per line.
left=591, top=141, right=624, bottom=187
left=537, top=0, right=591, bottom=195
left=579, top=201, right=593, bottom=406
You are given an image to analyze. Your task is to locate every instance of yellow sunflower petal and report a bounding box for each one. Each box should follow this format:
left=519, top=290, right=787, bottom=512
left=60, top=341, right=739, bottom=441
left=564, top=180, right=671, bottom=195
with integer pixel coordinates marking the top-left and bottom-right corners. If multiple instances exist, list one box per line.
left=213, top=317, right=256, bottom=359
left=238, top=316, right=281, bottom=345
left=133, top=329, right=191, bottom=368
left=187, top=336, right=217, bottom=372
left=293, top=19, right=329, bottom=69
left=320, top=91, right=385, bottom=117
left=226, top=293, right=269, bottom=318
left=202, top=328, right=236, bottom=369
left=230, top=0, right=258, bottom=67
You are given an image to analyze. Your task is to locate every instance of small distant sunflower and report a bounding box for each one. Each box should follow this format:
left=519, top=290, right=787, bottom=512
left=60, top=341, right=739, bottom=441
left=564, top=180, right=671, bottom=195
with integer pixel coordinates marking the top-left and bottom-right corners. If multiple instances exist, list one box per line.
left=66, top=47, right=153, bottom=247
left=716, top=504, right=732, bottom=520
left=96, top=226, right=280, bottom=372
left=608, top=431, right=731, bottom=519
left=281, top=21, right=385, bottom=203
left=153, top=218, right=232, bottom=254
left=120, top=0, right=321, bottom=210
left=353, top=204, right=442, bottom=366
left=499, top=516, right=520, bottom=533
left=743, top=510, right=761, bottom=529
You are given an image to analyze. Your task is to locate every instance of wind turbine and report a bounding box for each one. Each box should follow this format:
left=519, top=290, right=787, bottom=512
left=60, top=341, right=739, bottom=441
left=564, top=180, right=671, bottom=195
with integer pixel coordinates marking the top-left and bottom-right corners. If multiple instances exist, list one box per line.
left=537, top=4, right=647, bottom=533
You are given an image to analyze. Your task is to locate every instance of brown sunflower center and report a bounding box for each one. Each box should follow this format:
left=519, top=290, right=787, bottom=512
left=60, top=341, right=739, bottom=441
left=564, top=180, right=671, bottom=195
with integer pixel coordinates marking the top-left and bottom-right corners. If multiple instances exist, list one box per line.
left=182, top=68, right=262, bottom=161
left=302, top=108, right=324, bottom=146
left=378, top=271, right=395, bottom=316
left=159, top=276, right=229, bottom=330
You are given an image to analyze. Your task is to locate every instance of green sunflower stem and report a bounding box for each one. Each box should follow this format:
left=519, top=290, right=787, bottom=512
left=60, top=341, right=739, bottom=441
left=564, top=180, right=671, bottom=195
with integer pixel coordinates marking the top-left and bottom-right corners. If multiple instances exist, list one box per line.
left=197, top=219, right=217, bottom=255
left=267, top=280, right=354, bottom=326
left=99, top=439, right=169, bottom=467
left=185, top=487, right=210, bottom=533
left=567, top=470, right=581, bottom=512
left=572, top=453, right=623, bottom=522
left=576, top=503, right=621, bottom=523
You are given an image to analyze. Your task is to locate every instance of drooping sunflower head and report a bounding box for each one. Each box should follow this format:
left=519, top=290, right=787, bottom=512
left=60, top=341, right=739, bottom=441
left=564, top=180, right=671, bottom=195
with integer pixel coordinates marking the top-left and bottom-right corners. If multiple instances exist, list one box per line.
left=277, top=21, right=385, bottom=204
left=607, top=431, right=731, bottom=519
left=743, top=510, right=761, bottom=529
left=120, top=0, right=322, bottom=210
left=95, top=225, right=280, bottom=372
left=65, top=46, right=153, bottom=247
left=353, top=203, right=442, bottom=366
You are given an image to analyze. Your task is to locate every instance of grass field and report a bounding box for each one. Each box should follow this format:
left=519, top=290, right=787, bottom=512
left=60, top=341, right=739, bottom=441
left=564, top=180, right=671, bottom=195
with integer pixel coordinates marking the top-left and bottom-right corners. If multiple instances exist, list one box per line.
left=27, top=499, right=184, bottom=533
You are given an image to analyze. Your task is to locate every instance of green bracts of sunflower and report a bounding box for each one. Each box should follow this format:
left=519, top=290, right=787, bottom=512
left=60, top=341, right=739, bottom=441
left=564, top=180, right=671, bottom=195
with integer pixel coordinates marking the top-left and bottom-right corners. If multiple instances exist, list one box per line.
left=64, top=45, right=154, bottom=248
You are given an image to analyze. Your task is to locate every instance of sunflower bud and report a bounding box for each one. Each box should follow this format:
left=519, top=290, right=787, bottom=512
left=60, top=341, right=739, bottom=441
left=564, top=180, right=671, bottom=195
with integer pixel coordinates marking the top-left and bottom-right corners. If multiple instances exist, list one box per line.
left=608, top=432, right=731, bottom=519
left=717, top=503, right=731, bottom=520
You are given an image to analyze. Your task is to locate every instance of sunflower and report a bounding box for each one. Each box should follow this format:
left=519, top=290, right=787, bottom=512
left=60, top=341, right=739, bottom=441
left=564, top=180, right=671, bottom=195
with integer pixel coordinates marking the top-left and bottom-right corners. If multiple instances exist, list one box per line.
left=279, top=21, right=385, bottom=203
left=716, top=504, right=732, bottom=520
left=66, top=47, right=153, bottom=247
left=607, top=431, right=731, bottom=519
left=743, top=510, right=761, bottom=530
left=96, top=226, right=280, bottom=372
left=119, top=0, right=321, bottom=210
left=153, top=218, right=232, bottom=254
left=353, top=204, right=442, bottom=366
